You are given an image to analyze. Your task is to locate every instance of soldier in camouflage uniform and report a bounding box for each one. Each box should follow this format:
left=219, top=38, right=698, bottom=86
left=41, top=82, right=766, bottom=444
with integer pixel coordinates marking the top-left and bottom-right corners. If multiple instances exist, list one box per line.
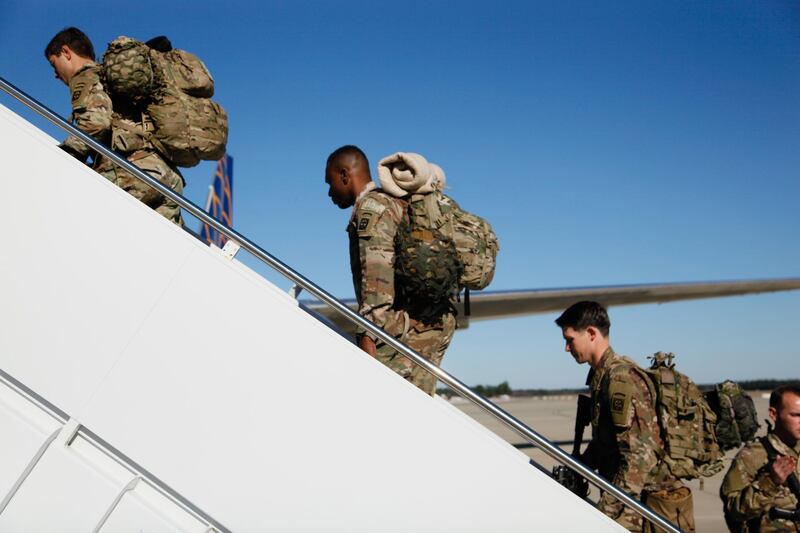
left=555, top=301, right=693, bottom=532
left=325, top=145, right=456, bottom=396
left=45, top=27, right=183, bottom=225
left=721, top=385, right=800, bottom=532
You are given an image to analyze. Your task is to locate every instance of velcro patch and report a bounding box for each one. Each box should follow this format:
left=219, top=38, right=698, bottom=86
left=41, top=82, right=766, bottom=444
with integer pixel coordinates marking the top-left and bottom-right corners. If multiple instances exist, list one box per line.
left=360, top=197, right=386, bottom=215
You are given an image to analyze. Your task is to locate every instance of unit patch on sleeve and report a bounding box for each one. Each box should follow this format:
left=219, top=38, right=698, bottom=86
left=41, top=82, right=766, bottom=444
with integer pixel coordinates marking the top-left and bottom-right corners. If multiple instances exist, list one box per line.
left=355, top=196, right=386, bottom=237
left=609, top=380, right=635, bottom=428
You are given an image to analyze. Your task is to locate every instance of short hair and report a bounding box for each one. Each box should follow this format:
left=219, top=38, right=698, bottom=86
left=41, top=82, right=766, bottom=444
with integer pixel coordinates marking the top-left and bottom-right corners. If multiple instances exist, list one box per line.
left=555, top=301, right=610, bottom=337
left=769, top=384, right=800, bottom=411
left=44, top=27, right=95, bottom=60
left=326, top=145, right=368, bottom=169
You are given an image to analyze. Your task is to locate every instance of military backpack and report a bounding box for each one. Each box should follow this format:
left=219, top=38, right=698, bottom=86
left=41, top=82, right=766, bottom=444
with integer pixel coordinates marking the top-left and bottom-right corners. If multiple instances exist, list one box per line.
left=394, top=192, right=462, bottom=310
left=447, top=194, right=499, bottom=291
left=639, top=352, right=724, bottom=480
left=394, top=190, right=499, bottom=310
left=101, top=36, right=228, bottom=167
left=704, top=380, right=760, bottom=451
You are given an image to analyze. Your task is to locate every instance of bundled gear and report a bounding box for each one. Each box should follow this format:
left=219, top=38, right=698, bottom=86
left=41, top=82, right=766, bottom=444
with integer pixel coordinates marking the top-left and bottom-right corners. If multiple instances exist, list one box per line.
left=379, top=152, right=499, bottom=308
left=101, top=35, right=228, bottom=167
left=705, top=380, right=760, bottom=451
left=641, top=352, right=724, bottom=480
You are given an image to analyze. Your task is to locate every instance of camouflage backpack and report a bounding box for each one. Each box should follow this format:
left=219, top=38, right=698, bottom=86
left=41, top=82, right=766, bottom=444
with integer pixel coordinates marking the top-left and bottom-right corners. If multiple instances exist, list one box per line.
left=704, top=380, right=760, bottom=451
left=394, top=190, right=499, bottom=309
left=394, top=192, right=463, bottom=309
left=640, top=352, right=724, bottom=479
left=101, top=36, right=228, bottom=167
left=443, top=194, right=499, bottom=291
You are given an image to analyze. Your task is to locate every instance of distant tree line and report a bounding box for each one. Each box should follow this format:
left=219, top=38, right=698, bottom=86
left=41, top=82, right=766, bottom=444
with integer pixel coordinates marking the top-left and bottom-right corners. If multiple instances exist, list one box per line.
left=438, top=379, right=799, bottom=400
left=437, top=381, right=512, bottom=399
left=707, top=379, right=800, bottom=392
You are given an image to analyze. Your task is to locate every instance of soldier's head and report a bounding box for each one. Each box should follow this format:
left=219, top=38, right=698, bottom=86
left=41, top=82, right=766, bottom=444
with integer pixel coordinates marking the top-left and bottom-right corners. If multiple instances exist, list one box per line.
left=768, top=384, right=800, bottom=446
left=325, top=145, right=372, bottom=209
left=44, top=27, right=95, bottom=85
left=555, top=301, right=611, bottom=368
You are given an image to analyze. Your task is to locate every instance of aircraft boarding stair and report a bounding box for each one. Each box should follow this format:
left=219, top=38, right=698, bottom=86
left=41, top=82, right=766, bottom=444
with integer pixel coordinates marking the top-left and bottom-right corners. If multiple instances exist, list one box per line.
left=0, top=94, right=632, bottom=531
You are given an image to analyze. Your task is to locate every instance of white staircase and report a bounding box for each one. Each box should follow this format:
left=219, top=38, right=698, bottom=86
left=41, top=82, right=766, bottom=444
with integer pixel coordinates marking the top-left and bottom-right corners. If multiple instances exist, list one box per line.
left=0, top=101, right=622, bottom=532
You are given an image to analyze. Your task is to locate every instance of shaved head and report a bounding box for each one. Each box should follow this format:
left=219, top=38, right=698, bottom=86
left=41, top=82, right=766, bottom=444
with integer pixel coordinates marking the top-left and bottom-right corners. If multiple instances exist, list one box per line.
left=326, top=145, right=369, bottom=173
left=325, top=145, right=373, bottom=209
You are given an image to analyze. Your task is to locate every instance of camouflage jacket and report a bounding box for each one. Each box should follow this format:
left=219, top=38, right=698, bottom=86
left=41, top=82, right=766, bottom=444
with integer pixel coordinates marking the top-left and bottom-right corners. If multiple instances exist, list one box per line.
left=584, top=347, right=680, bottom=528
left=721, top=433, right=800, bottom=532
left=348, top=183, right=454, bottom=341
left=62, top=62, right=112, bottom=162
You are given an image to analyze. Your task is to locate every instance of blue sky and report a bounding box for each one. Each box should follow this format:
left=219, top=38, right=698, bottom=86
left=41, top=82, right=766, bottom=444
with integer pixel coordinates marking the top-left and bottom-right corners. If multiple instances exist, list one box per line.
left=1, top=1, right=797, bottom=388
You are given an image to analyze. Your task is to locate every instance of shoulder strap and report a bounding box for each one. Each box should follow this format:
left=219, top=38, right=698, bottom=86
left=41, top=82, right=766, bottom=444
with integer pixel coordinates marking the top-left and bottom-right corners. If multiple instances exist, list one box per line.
left=760, top=435, right=779, bottom=461
left=627, top=362, right=658, bottom=409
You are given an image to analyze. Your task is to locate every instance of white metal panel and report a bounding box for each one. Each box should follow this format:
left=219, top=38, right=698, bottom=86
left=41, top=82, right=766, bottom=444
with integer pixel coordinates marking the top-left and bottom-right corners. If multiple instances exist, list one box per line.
left=0, top=430, right=133, bottom=531
left=0, top=381, right=63, bottom=508
left=0, top=108, right=197, bottom=417
left=0, top=102, right=623, bottom=532
left=98, top=480, right=209, bottom=533
left=79, top=251, right=592, bottom=532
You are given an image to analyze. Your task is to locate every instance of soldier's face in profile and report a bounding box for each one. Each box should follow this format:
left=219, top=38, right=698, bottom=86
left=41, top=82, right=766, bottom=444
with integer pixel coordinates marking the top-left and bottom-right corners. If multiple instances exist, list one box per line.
left=561, top=327, right=593, bottom=365
left=48, top=54, right=72, bottom=85
left=325, top=165, right=353, bottom=209
left=771, top=392, right=800, bottom=445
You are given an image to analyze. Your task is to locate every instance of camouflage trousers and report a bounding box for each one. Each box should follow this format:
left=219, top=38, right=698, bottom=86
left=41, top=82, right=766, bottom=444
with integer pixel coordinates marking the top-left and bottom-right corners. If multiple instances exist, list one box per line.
left=97, top=150, right=184, bottom=226
left=374, top=312, right=456, bottom=396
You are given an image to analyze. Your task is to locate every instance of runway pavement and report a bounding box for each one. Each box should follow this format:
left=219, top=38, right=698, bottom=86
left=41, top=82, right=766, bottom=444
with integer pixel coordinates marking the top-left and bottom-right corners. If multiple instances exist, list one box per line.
left=452, top=391, right=772, bottom=533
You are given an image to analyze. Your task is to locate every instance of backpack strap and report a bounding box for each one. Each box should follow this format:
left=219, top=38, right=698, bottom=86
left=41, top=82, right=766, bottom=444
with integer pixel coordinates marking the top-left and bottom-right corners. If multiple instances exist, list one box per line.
left=111, top=113, right=169, bottom=159
left=760, top=435, right=779, bottom=462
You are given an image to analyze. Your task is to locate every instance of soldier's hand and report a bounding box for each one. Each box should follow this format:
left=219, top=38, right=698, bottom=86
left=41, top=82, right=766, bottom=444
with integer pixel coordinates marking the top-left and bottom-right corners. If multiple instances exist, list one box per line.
left=769, top=455, right=797, bottom=485
left=359, top=336, right=377, bottom=357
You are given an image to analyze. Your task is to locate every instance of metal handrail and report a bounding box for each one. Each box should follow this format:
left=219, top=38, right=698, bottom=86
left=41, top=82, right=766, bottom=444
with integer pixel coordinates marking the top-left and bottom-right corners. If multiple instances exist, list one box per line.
left=0, top=76, right=682, bottom=533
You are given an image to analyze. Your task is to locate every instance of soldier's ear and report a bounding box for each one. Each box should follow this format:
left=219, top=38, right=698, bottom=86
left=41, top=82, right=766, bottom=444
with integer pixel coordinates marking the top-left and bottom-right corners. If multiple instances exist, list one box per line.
left=60, top=45, right=72, bottom=61
left=586, top=326, right=598, bottom=342
left=340, top=167, right=349, bottom=185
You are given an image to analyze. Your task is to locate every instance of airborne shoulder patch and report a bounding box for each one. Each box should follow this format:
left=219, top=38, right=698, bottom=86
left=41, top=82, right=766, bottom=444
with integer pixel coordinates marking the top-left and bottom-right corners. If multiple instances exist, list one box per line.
left=355, top=195, right=387, bottom=236
left=358, top=214, right=372, bottom=231
left=608, top=379, right=635, bottom=428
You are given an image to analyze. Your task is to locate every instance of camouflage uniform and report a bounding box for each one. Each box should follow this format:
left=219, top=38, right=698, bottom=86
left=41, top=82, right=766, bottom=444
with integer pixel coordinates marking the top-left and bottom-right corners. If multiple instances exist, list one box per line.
left=61, top=61, right=112, bottom=160
left=584, top=347, right=690, bottom=531
left=62, top=62, right=184, bottom=225
left=721, top=433, right=800, bottom=532
left=348, top=182, right=457, bottom=396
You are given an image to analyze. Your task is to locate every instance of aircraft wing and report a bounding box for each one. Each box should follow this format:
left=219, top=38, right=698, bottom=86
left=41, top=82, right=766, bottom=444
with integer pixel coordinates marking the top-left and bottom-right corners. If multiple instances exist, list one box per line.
left=301, top=278, right=800, bottom=335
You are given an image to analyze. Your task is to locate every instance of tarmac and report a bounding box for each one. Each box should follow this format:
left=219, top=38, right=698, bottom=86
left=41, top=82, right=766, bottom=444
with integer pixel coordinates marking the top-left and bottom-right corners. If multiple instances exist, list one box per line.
left=452, top=391, right=772, bottom=533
